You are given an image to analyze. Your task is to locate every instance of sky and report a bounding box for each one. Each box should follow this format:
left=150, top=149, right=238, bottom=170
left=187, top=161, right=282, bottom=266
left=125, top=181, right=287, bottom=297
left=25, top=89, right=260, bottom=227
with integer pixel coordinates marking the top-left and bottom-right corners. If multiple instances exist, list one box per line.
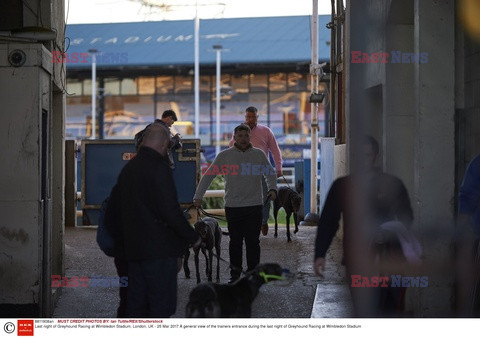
left=66, top=0, right=332, bottom=24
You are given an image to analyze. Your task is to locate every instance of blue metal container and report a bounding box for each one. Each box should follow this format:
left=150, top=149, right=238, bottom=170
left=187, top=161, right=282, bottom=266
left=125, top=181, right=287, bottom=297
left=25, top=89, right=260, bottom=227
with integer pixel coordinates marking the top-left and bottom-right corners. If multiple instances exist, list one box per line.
left=80, top=139, right=200, bottom=225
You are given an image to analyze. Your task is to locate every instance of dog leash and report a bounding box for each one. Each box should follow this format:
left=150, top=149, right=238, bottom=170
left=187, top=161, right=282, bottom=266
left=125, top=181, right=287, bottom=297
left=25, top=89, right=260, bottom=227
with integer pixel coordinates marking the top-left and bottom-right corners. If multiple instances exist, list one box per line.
left=197, top=207, right=228, bottom=223
left=184, top=204, right=222, bottom=222
left=186, top=194, right=274, bottom=223
left=208, top=250, right=288, bottom=284
left=281, top=174, right=293, bottom=190
left=201, top=247, right=248, bottom=277
left=208, top=250, right=295, bottom=286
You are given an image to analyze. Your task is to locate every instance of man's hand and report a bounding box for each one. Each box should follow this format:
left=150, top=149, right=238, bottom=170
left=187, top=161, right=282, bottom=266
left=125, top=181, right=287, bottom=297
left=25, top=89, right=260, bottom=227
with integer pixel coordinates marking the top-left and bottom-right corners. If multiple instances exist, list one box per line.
left=171, top=133, right=182, bottom=149
left=314, top=257, right=326, bottom=276
left=267, top=190, right=277, bottom=201
left=193, top=198, right=203, bottom=208
left=276, top=170, right=283, bottom=178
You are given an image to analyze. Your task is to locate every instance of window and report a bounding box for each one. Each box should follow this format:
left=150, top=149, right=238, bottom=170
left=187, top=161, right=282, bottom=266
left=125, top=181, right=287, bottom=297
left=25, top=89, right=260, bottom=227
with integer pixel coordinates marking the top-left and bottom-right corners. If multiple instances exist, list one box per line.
left=104, top=78, right=120, bottom=95
left=156, top=94, right=195, bottom=136
left=200, top=76, right=211, bottom=93
left=66, top=80, right=82, bottom=96
left=65, top=96, right=92, bottom=139
left=137, top=77, right=155, bottom=95
left=120, top=79, right=137, bottom=95
left=104, top=95, right=154, bottom=138
left=156, top=76, right=174, bottom=94
left=269, top=73, right=287, bottom=92
left=288, top=73, right=308, bottom=91
left=231, top=74, right=249, bottom=94
left=175, top=76, right=193, bottom=94
left=249, top=74, right=268, bottom=92
left=270, top=92, right=308, bottom=135
left=83, top=79, right=98, bottom=96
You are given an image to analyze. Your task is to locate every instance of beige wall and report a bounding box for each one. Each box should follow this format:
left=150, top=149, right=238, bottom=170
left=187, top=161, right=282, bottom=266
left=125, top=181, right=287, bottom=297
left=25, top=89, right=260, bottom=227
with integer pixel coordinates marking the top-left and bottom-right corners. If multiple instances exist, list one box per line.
left=345, top=0, right=456, bottom=316
left=0, top=0, right=65, bottom=316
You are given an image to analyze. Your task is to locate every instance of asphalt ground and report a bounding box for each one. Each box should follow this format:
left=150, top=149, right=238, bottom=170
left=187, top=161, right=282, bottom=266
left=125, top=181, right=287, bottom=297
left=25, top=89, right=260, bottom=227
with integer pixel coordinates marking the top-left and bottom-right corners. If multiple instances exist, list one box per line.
left=53, top=223, right=350, bottom=318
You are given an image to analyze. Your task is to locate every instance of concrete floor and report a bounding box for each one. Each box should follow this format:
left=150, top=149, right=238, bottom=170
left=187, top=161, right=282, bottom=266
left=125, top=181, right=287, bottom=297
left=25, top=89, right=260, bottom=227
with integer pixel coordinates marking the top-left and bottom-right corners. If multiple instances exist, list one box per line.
left=53, top=223, right=353, bottom=318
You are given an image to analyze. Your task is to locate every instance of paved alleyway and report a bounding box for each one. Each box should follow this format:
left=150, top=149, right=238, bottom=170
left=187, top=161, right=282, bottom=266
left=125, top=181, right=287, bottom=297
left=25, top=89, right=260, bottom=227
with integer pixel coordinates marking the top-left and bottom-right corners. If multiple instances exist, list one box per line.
left=53, top=224, right=353, bottom=318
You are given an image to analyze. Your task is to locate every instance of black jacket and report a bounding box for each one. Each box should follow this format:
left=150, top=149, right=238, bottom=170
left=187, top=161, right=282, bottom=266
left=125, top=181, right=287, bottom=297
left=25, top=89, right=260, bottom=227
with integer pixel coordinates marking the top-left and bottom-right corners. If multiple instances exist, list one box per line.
left=134, top=120, right=181, bottom=169
left=112, top=146, right=198, bottom=260
left=314, top=171, right=413, bottom=267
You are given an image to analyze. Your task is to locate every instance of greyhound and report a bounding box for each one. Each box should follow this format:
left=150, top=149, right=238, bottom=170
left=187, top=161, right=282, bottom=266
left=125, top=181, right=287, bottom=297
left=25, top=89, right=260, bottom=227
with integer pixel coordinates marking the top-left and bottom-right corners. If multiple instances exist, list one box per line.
left=273, top=187, right=302, bottom=242
left=183, top=217, right=222, bottom=284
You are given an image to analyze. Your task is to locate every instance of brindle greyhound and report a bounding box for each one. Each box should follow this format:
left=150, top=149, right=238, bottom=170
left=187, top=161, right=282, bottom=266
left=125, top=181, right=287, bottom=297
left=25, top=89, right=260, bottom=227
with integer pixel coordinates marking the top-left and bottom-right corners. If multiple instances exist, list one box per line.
left=184, top=217, right=222, bottom=284
left=273, top=187, right=302, bottom=242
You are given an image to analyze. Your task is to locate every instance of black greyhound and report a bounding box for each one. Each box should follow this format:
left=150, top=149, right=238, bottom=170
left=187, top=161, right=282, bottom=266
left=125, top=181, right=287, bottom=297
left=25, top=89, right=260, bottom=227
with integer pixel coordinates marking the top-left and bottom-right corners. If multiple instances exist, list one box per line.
left=185, top=263, right=284, bottom=318
left=184, top=217, right=222, bottom=284
left=273, top=187, right=302, bottom=242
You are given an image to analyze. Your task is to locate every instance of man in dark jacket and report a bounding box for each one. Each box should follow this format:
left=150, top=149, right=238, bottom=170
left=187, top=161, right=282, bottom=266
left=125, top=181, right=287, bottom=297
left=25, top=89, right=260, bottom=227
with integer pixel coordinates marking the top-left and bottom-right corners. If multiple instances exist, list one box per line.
left=134, top=109, right=182, bottom=169
left=314, top=136, right=415, bottom=317
left=114, top=123, right=199, bottom=318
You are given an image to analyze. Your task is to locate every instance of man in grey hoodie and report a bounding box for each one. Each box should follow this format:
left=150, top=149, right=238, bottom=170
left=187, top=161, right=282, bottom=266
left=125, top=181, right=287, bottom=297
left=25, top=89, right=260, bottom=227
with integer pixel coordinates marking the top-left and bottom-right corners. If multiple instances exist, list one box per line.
left=193, top=124, right=277, bottom=283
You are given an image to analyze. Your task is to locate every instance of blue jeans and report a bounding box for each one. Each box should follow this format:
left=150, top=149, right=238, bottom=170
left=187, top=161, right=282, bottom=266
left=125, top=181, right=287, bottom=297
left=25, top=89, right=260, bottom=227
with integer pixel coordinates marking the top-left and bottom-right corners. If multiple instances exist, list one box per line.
left=126, top=257, right=178, bottom=318
left=261, top=177, right=271, bottom=224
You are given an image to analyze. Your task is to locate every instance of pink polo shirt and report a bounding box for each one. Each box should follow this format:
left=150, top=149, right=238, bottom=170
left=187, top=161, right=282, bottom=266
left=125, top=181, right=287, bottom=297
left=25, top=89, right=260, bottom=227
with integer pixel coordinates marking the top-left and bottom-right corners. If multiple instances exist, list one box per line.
left=229, top=124, right=283, bottom=171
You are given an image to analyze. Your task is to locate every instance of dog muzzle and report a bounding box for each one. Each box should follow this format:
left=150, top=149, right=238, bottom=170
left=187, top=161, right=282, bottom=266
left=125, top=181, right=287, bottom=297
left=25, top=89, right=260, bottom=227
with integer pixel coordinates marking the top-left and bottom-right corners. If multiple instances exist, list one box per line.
left=259, top=269, right=295, bottom=286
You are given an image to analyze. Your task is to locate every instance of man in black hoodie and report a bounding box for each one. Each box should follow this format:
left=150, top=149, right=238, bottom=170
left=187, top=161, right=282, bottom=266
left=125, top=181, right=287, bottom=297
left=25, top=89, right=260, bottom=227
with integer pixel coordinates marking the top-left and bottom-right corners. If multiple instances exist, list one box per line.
left=112, top=123, right=199, bottom=318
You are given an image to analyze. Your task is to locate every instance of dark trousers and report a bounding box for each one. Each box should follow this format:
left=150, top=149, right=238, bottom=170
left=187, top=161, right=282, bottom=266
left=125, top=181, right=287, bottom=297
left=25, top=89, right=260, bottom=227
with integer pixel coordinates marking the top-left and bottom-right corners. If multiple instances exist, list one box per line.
left=225, top=205, right=263, bottom=278
left=125, top=257, right=178, bottom=318
left=114, top=257, right=128, bottom=318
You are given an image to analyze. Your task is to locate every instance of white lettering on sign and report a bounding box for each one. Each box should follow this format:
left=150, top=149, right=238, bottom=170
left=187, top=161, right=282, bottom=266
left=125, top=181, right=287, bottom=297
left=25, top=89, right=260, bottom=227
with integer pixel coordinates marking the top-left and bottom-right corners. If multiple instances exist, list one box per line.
left=125, top=36, right=140, bottom=43
left=69, top=33, right=240, bottom=46
left=104, top=37, right=118, bottom=44
left=174, top=34, right=193, bottom=42
left=157, top=35, right=172, bottom=42
left=71, top=38, right=84, bottom=45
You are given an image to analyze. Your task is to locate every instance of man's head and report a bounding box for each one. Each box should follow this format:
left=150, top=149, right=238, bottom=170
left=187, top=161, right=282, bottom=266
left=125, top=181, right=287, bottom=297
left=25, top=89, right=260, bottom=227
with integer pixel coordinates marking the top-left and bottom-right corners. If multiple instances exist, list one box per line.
left=360, top=135, right=379, bottom=172
left=161, top=109, right=178, bottom=127
left=141, top=124, right=171, bottom=157
left=233, top=124, right=251, bottom=150
left=244, top=106, right=258, bottom=129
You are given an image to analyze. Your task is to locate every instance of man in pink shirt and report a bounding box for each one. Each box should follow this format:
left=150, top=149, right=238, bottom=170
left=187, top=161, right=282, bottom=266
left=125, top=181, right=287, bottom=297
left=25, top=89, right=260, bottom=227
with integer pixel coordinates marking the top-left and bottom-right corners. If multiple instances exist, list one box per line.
left=229, top=106, right=283, bottom=236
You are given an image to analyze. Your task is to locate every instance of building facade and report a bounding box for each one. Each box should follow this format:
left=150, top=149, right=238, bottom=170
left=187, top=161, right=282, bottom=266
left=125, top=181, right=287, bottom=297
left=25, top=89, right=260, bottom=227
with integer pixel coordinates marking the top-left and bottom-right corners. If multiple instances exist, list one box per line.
left=65, top=16, right=331, bottom=156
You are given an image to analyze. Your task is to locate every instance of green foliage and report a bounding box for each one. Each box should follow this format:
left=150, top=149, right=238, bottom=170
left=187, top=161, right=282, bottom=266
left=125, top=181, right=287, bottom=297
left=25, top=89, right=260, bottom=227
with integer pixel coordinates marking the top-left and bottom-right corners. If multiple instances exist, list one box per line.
left=202, top=175, right=225, bottom=209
